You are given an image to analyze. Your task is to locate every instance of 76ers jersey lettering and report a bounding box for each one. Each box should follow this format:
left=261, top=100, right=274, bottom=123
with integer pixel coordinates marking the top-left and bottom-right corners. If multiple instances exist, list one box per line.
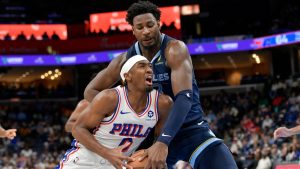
left=96, top=86, right=159, bottom=156
left=109, top=123, right=152, bottom=138
left=56, top=85, right=159, bottom=169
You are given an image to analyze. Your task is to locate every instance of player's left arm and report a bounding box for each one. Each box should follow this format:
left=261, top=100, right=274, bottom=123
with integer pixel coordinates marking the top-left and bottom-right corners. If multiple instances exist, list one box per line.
left=144, top=41, right=193, bottom=169
left=156, top=40, right=193, bottom=145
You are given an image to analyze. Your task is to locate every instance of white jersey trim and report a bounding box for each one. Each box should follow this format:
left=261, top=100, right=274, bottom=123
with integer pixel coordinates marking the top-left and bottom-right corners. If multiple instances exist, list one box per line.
left=123, top=87, right=151, bottom=117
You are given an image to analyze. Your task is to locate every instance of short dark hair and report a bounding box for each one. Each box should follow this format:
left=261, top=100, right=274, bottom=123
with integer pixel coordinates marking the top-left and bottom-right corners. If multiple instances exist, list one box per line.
left=126, top=1, right=161, bottom=25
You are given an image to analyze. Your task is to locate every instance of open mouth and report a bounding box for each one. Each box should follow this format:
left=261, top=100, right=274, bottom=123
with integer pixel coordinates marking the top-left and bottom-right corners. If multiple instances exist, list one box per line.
left=145, top=76, right=153, bottom=86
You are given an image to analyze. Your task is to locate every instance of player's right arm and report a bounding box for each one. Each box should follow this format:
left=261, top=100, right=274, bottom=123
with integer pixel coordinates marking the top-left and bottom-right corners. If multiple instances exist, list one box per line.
left=65, top=99, right=89, bottom=132
left=84, top=53, right=127, bottom=102
left=72, top=89, right=133, bottom=169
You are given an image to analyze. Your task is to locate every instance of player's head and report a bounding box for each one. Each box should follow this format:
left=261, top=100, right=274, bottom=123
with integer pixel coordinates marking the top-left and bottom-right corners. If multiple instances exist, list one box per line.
left=126, top=1, right=161, bottom=49
left=120, top=55, right=153, bottom=92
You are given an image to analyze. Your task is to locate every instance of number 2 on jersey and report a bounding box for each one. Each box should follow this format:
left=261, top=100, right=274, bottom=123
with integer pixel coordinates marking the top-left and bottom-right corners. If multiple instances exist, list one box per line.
left=118, top=138, right=133, bottom=152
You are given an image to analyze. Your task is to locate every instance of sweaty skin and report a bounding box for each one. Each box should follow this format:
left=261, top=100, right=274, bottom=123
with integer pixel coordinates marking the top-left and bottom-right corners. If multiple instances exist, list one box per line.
left=73, top=60, right=173, bottom=169
left=84, top=13, right=193, bottom=169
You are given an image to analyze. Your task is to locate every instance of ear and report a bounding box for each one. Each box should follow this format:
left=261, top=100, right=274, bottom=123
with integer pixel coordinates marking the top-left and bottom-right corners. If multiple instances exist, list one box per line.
left=124, top=72, right=132, bottom=82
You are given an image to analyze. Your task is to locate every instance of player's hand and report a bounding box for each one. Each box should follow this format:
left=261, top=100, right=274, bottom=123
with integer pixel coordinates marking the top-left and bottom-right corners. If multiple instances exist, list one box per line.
left=103, top=142, right=134, bottom=169
left=5, top=129, right=17, bottom=140
left=144, top=141, right=168, bottom=169
left=274, top=127, right=292, bottom=139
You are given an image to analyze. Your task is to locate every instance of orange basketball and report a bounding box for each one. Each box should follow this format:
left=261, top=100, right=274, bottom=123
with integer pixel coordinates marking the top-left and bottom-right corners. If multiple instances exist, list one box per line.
left=127, top=149, right=148, bottom=169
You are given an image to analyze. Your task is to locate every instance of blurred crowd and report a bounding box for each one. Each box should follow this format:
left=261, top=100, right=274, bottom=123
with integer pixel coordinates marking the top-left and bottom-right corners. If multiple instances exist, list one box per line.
left=1, top=76, right=300, bottom=168
left=0, top=82, right=75, bottom=99
left=0, top=101, right=75, bottom=168
left=203, top=76, right=300, bottom=169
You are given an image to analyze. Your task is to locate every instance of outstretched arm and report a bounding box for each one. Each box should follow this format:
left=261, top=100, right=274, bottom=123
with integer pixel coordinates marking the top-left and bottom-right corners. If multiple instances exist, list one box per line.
left=84, top=53, right=127, bottom=102
left=65, top=99, right=89, bottom=132
left=274, top=125, right=300, bottom=139
left=0, top=126, right=17, bottom=140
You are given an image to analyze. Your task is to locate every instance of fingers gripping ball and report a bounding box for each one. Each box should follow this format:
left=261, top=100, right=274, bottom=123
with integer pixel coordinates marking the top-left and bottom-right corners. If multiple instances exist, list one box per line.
left=127, top=149, right=148, bottom=169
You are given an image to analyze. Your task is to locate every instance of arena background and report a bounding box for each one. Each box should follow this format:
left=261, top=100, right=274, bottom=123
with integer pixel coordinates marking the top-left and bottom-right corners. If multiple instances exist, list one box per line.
left=0, top=0, right=300, bottom=168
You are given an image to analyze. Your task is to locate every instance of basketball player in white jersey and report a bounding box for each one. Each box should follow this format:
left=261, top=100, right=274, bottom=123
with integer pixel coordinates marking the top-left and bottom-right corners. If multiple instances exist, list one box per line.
left=55, top=55, right=173, bottom=169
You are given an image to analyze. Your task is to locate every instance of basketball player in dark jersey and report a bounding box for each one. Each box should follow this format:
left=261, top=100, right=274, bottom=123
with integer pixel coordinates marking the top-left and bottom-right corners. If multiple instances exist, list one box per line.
left=84, top=1, right=237, bottom=169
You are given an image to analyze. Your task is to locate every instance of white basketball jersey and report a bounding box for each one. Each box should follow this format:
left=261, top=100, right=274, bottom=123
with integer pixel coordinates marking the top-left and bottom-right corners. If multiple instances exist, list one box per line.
left=92, top=85, right=159, bottom=156
left=57, top=86, right=159, bottom=169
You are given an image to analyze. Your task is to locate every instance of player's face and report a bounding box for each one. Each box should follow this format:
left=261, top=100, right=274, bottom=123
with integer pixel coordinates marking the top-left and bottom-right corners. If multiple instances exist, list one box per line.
left=128, top=60, right=153, bottom=92
left=132, top=13, right=161, bottom=48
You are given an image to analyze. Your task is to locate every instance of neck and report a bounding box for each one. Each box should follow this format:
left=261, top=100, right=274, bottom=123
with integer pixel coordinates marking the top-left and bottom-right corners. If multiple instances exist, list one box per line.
left=126, top=85, right=148, bottom=113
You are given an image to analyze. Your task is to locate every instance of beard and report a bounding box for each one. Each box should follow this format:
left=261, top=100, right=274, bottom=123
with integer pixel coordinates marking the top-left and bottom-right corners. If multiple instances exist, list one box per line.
left=146, top=86, right=153, bottom=93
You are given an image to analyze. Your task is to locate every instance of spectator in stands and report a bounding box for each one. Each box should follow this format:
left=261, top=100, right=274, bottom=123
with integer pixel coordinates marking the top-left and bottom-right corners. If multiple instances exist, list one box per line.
left=262, top=115, right=273, bottom=129
left=42, top=32, right=49, bottom=40
left=256, top=147, right=272, bottom=169
left=51, top=31, right=60, bottom=40
left=4, top=33, right=11, bottom=40
left=16, top=31, right=26, bottom=40
left=29, top=34, right=36, bottom=40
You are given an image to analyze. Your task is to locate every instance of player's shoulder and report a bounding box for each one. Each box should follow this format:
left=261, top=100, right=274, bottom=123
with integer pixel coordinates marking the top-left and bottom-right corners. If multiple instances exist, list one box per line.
left=165, top=38, right=188, bottom=59
left=90, top=88, right=120, bottom=113
left=94, top=88, right=119, bottom=102
left=164, top=39, right=190, bottom=68
left=157, top=93, right=173, bottom=107
left=106, top=52, right=127, bottom=68
left=166, top=39, right=186, bottom=49
left=114, top=52, right=127, bottom=63
left=119, top=52, right=127, bottom=58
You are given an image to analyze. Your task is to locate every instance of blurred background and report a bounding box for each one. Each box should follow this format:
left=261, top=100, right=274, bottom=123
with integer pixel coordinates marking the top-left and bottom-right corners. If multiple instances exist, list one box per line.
left=0, top=0, right=300, bottom=168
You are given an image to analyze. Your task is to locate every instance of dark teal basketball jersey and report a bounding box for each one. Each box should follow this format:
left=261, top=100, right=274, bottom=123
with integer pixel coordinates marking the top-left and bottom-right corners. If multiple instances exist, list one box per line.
left=126, top=34, right=204, bottom=124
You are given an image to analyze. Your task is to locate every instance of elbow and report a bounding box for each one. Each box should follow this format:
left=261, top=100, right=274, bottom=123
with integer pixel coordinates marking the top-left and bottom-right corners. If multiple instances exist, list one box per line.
left=71, top=125, right=79, bottom=139
left=84, top=84, right=99, bottom=102
left=64, top=124, right=69, bottom=132
left=64, top=123, right=71, bottom=133
left=65, top=119, right=76, bottom=133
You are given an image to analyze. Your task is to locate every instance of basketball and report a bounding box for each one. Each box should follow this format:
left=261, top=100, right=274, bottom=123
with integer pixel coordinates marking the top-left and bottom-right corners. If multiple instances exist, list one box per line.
left=127, top=149, right=148, bottom=169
